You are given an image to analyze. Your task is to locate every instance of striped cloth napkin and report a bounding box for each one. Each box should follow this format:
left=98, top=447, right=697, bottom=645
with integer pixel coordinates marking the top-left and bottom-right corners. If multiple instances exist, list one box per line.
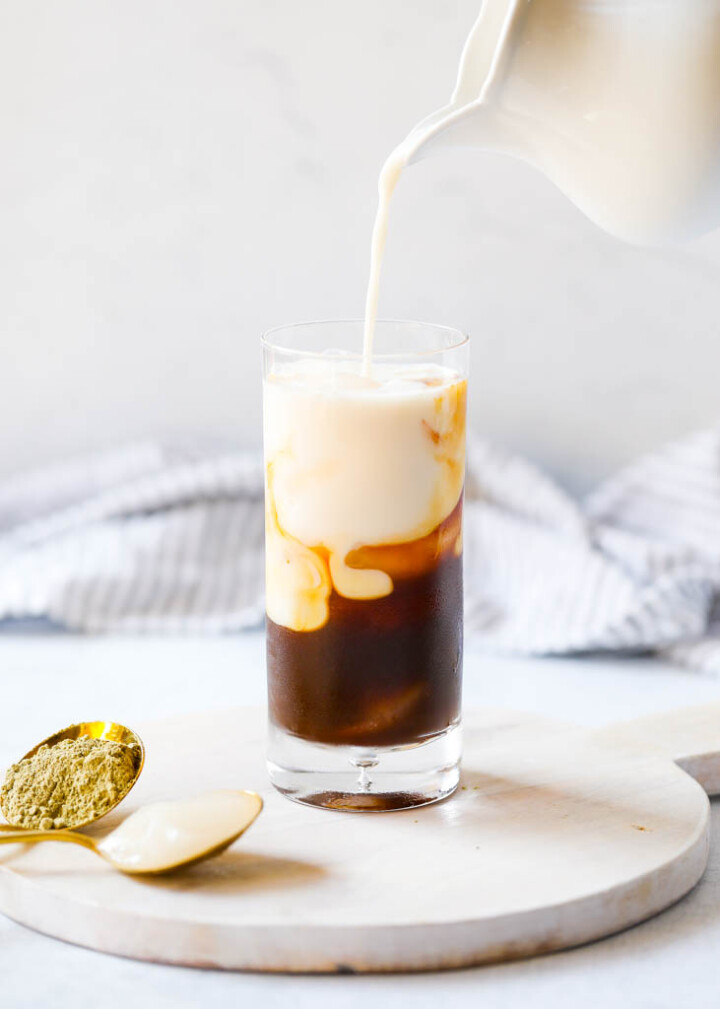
left=1, top=431, right=719, bottom=672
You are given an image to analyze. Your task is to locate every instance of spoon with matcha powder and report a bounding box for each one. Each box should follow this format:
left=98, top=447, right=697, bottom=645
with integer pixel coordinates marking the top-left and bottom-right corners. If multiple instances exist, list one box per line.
left=0, top=722, right=263, bottom=873
left=0, top=721, right=146, bottom=831
left=0, top=789, right=264, bottom=874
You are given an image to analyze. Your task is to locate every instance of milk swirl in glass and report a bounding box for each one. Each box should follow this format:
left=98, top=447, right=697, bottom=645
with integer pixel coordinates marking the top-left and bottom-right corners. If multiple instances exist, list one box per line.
left=263, top=323, right=468, bottom=810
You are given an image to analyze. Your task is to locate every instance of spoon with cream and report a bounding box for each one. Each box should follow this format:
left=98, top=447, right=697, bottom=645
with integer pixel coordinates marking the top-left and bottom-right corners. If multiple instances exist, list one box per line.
left=0, top=790, right=263, bottom=874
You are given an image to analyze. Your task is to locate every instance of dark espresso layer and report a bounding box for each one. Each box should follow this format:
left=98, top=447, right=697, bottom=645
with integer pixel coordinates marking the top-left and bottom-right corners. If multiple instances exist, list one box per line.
left=267, top=503, right=463, bottom=749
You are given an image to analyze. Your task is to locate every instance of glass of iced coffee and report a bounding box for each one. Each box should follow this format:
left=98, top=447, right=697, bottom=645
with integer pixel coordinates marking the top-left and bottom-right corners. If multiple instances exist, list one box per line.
left=263, top=320, right=468, bottom=810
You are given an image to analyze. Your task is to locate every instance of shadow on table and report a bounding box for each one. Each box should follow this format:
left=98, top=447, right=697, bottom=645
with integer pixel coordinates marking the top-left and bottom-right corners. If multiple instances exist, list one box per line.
left=134, top=848, right=327, bottom=895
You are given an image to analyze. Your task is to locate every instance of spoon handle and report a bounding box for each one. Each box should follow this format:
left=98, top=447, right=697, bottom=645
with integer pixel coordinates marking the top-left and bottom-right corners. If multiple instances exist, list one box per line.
left=0, top=828, right=97, bottom=852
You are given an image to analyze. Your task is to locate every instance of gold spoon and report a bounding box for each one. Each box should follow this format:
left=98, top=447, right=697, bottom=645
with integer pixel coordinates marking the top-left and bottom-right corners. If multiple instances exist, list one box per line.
left=0, top=721, right=145, bottom=830
left=0, top=789, right=263, bottom=875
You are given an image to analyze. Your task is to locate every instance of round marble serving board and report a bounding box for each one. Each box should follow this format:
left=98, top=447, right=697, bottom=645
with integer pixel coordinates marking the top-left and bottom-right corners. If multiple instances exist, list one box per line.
left=1, top=703, right=719, bottom=973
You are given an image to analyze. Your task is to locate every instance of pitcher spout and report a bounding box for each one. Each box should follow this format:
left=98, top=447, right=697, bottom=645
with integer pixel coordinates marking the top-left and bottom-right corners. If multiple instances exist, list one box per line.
left=406, top=100, right=528, bottom=167
left=405, top=0, right=528, bottom=166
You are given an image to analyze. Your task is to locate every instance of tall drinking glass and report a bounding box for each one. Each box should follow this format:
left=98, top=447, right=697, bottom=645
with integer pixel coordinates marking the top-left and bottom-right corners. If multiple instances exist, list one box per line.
left=262, top=320, right=468, bottom=810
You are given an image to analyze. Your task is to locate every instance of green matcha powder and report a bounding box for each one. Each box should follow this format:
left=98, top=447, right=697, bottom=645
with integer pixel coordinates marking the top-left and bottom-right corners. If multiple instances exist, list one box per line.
left=1, top=737, right=140, bottom=830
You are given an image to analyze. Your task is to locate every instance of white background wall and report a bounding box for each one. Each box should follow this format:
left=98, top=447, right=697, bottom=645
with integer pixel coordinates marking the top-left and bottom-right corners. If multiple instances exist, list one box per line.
left=1, top=0, right=719, bottom=491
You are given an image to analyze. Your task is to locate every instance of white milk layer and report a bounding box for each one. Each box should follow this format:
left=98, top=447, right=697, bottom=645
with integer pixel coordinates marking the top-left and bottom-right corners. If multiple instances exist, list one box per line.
left=264, top=360, right=467, bottom=633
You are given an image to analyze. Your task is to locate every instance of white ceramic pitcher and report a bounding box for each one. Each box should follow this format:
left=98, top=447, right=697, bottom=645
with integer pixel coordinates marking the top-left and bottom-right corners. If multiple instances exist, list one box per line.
left=405, top=0, right=720, bottom=243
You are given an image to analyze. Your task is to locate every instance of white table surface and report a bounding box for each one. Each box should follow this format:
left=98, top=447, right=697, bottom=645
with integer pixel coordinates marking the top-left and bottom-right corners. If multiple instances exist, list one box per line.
left=1, top=631, right=719, bottom=1008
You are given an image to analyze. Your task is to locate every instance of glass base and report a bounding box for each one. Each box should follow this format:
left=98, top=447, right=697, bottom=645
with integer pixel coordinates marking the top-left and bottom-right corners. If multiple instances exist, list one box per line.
left=267, top=721, right=461, bottom=811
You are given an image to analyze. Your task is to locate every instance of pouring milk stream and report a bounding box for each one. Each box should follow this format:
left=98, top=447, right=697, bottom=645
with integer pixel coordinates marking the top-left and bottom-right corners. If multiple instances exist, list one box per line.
left=363, top=0, right=720, bottom=364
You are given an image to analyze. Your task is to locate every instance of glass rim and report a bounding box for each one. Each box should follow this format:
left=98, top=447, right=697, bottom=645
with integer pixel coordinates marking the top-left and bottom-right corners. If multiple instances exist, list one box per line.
left=261, top=318, right=469, bottom=361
